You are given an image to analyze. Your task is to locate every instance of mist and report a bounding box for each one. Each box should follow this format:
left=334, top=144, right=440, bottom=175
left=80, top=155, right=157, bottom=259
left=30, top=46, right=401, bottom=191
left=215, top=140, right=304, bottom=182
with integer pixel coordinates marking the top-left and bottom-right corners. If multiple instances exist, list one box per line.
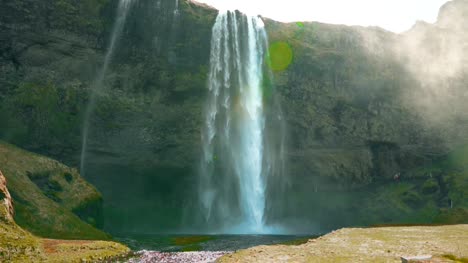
left=353, top=0, right=468, bottom=150
left=398, top=0, right=468, bottom=146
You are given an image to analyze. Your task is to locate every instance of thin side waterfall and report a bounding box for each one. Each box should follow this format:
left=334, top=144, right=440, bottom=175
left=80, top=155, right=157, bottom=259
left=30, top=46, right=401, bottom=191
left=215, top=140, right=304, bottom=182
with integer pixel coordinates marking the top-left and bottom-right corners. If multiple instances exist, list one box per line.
left=174, top=0, right=179, bottom=15
left=200, top=10, right=276, bottom=233
left=80, top=0, right=134, bottom=175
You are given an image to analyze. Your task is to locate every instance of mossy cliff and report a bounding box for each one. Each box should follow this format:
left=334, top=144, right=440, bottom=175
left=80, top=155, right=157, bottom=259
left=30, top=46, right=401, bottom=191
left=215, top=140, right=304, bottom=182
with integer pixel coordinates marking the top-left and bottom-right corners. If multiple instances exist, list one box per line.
left=0, top=141, right=108, bottom=239
left=1, top=165, right=130, bottom=262
left=0, top=0, right=467, bottom=233
left=261, top=0, right=468, bottom=229
left=0, top=216, right=129, bottom=262
left=0, top=0, right=217, bottom=232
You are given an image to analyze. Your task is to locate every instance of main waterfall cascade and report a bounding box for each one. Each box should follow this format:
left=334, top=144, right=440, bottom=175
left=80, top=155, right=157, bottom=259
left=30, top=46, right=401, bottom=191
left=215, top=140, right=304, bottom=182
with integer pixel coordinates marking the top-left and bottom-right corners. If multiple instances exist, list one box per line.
left=199, top=10, right=284, bottom=234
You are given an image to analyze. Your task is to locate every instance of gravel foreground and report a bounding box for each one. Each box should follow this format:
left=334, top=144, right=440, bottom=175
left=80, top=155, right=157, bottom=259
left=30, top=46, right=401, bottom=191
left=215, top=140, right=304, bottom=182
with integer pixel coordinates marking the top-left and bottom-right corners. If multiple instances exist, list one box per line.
left=128, top=251, right=232, bottom=263
left=218, top=225, right=468, bottom=262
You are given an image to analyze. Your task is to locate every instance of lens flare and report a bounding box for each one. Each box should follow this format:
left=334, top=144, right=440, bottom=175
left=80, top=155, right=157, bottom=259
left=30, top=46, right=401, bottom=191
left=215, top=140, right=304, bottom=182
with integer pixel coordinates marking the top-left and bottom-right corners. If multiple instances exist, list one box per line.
left=268, top=42, right=293, bottom=71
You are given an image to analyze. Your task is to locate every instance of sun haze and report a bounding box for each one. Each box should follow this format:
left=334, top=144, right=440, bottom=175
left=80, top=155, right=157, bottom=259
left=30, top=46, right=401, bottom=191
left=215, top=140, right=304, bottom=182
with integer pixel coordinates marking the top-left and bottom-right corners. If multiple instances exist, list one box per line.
left=195, top=0, right=449, bottom=32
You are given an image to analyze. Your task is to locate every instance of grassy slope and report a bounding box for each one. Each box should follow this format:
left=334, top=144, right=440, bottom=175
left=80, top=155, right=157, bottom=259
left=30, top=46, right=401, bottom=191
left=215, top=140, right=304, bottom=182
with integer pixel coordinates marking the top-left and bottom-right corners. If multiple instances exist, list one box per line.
left=0, top=221, right=129, bottom=262
left=0, top=141, right=108, bottom=239
left=219, top=225, right=468, bottom=262
left=0, top=141, right=129, bottom=262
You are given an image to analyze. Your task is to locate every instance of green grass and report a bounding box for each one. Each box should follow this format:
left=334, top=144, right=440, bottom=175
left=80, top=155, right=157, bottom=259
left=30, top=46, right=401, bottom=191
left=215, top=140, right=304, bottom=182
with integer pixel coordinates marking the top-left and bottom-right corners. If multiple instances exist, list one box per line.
left=0, top=222, right=43, bottom=262
left=442, top=254, right=468, bottom=263
left=0, top=141, right=109, bottom=240
left=0, top=220, right=129, bottom=262
left=280, top=237, right=311, bottom=246
left=171, top=236, right=214, bottom=246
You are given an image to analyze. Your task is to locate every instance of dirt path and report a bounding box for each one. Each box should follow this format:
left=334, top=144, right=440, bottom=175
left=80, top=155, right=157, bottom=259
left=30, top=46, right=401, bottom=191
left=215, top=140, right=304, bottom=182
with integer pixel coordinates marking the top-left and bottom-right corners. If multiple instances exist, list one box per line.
left=42, top=239, right=93, bottom=254
left=40, top=238, right=130, bottom=262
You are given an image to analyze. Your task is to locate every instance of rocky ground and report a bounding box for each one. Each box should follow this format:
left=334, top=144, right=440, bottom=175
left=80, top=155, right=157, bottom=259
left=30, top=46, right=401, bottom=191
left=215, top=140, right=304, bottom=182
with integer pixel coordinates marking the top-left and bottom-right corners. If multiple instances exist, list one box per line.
left=40, top=239, right=130, bottom=262
left=218, top=225, right=468, bottom=262
left=129, top=251, right=232, bottom=263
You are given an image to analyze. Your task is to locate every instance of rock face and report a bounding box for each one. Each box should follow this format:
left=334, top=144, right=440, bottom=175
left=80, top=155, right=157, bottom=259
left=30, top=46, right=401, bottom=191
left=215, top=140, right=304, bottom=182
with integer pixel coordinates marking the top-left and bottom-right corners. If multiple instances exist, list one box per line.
left=0, top=0, right=467, bottom=233
left=0, top=170, right=14, bottom=223
left=0, top=0, right=217, bottom=232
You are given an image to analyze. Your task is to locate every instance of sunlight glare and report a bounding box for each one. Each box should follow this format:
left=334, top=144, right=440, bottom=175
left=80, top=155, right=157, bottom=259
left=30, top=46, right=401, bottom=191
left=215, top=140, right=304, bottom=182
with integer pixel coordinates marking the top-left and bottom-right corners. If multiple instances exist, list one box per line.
left=195, top=0, right=448, bottom=32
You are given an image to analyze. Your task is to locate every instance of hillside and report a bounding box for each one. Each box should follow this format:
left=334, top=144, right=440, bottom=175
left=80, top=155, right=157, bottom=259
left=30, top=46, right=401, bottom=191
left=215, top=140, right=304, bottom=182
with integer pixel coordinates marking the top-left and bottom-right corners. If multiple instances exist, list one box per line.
left=0, top=141, right=108, bottom=239
left=0, top=168, right=130, bottom=262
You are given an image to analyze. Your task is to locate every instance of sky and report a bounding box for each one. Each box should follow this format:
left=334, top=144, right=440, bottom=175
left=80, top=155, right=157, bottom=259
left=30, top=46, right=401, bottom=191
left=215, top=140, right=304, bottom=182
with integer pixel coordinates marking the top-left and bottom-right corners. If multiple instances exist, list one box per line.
left=195, top=0, right=449, bottom=33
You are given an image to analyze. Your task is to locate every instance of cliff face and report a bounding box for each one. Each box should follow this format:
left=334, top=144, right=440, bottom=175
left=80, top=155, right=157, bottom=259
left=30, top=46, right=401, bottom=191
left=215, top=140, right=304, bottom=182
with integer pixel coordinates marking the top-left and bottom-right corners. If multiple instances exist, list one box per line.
left=0, top=170, right=14, bottom=223
left=262, top=0, right=468, bottom=228
left=0, top=0, right=467, bottom=233
left=0, top=0, right=218, bottom=233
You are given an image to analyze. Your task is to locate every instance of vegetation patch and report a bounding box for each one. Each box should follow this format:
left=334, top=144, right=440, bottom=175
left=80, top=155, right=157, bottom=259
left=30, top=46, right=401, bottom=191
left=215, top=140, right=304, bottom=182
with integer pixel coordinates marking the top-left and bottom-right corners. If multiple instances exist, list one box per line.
left=0, top=141, right=108, bottom=240
left=0, top=220, right=130, bottom=262
left=280, top=237, right=311, bottom=246
left=171, top=236, right=214, bottom=246
left=442, top=254, right=468, bottom=263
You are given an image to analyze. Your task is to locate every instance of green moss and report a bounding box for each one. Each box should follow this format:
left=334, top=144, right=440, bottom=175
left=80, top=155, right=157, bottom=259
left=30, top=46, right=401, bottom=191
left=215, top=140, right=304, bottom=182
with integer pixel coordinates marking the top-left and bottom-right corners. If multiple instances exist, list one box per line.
left=0, top=82, right=85, bottom=159
left=0, top=141, right=109, bottom=240
left=0, top=222, right=43, bottom=262
left=181, top=244, right=203, bottom=252
left=446, top=172, right=468, bottom=208
left=0, top=220, right=129, bottom=262
left=171, top=236, right=214, bottom=246
left=421, top=179, right=439, bottom=195
left=45, top=240, right=130, bottom=262
left=434, top=208, right=468, bottom=224
left=401, top=190, right=424, bottom=208
left=280, top=238, right=311, bottom=246
left=442, top=254, right=468, bottom=263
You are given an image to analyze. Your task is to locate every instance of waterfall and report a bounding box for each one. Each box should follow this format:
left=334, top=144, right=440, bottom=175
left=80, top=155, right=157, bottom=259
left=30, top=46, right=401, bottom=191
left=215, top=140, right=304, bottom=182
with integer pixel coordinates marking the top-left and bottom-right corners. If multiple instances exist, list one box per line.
left=80, top=0, right=134, bottom=175
left=199, top=10, right=276, bottom=233
left=174, top=0, right=179, bottom=15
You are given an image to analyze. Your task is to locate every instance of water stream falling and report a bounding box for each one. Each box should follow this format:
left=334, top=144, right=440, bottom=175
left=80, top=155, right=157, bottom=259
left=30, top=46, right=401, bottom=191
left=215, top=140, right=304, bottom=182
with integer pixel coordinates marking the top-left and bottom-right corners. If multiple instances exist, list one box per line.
left=199, top=10, right=275, bottom=233
left=80, top=0, right=134, bottom=175
left=174, top=0, right=179, bottom=15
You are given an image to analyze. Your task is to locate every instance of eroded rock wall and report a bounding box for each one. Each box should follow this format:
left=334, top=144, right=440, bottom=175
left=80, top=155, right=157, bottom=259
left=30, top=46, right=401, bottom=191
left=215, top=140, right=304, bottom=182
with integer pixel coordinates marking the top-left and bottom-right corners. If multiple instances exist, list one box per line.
left=0, top=170, right=14, bottom=223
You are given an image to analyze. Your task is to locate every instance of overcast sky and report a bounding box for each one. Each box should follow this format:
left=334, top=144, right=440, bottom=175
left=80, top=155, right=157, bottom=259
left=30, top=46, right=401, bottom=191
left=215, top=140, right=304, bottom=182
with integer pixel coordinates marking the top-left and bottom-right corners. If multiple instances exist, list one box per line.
left=195, top=0, right=449, bottom=32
